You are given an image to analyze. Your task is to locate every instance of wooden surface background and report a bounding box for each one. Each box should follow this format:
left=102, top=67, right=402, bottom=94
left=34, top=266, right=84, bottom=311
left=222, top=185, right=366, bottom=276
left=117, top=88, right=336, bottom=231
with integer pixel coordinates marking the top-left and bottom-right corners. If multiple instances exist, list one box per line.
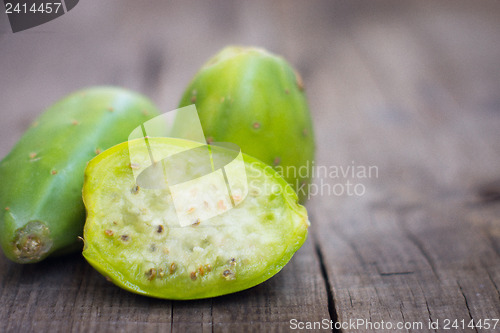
left=1, top=1, right=499, bottom=332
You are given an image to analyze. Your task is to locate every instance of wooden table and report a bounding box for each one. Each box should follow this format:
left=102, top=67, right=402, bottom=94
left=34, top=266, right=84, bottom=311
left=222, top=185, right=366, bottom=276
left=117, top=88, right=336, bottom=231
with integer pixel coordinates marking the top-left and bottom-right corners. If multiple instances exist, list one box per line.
left=1, top=1, right=499, bottom=331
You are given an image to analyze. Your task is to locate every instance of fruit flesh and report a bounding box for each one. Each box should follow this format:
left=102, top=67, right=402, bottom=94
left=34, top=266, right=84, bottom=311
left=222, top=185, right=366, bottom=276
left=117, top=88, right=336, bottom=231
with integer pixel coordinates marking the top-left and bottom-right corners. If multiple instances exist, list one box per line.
left=82, top=138, right=309, bottom=300
left=178, top=46, right=315, bottom=202
left=0, top=87, right=160, bottom=263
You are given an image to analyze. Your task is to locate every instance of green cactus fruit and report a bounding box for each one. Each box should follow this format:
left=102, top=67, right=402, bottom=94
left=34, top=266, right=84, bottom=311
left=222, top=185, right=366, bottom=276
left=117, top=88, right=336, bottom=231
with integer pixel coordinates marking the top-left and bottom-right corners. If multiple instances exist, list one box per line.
left=178, top=46, right=315, bottom=202
left=82, top=138, right=309, bottom=300
left=0, top=87, right=160, bottom=263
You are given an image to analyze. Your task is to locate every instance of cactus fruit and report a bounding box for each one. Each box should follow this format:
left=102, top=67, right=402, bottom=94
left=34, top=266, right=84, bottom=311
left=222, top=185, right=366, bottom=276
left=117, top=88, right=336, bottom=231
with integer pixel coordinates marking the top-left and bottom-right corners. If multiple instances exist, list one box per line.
left=0, top=87, right=160, bottom=263
left=178, top=46, right=315, bottom=202
left=82, top=138, right=309, bottom=300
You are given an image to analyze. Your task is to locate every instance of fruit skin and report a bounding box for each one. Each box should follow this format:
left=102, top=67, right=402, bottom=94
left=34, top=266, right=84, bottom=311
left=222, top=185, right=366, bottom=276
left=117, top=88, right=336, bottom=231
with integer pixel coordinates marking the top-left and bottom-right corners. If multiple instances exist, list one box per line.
left=178, top=46, right=315, bottom=202
left=0, top=87, right=160, bottom=263
left=82, top=138, right=309, bottom=300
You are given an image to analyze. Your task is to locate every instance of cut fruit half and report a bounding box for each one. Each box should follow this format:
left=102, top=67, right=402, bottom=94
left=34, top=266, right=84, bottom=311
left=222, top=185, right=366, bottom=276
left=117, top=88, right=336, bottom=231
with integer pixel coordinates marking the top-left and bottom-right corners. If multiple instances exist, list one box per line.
left=82, top=138, right=309, bottom=300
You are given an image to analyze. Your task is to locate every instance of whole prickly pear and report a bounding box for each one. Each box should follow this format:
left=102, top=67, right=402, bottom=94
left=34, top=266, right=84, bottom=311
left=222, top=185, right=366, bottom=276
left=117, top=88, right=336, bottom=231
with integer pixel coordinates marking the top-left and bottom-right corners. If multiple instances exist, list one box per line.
left=0, top=87, right=160, bottom=263
left=178, top=46, right=315, bottom=202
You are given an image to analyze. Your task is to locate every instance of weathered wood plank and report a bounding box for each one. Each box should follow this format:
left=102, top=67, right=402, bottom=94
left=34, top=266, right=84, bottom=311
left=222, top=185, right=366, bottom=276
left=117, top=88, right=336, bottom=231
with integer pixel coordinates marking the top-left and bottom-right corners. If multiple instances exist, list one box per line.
left=0, top=254, right=175, bottom=332
left=294, top=0, right=500, bottom=331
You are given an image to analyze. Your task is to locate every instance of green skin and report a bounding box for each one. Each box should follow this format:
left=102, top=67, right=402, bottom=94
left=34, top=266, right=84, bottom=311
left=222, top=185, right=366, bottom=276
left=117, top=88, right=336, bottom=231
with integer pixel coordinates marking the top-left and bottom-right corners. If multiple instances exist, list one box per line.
left=0, top=87, right=160, bottom=263
left=178, top=46, right=315, bottom=202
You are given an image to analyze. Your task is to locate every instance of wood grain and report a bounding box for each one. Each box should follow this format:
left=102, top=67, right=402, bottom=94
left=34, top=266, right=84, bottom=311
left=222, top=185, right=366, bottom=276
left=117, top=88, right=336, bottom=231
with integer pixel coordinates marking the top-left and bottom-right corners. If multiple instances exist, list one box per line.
left=297, top=1, right=500, bottom=332
left=0, top=0, right=499, bottom=332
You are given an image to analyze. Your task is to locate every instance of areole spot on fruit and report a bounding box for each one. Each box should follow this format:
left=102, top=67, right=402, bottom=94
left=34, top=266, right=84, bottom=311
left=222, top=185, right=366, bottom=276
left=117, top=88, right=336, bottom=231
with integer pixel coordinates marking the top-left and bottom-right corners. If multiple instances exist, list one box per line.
left=129, top=163, right=141, bottom=170
left=146, top=268, right=157, bottom=281
left=295, top=70, right=305, bottom=91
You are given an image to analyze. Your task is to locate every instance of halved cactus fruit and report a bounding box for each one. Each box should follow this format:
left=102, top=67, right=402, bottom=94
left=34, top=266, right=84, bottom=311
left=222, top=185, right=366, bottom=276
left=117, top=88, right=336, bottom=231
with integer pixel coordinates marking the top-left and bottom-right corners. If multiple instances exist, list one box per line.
left=82, top=138, right=309, bottom=300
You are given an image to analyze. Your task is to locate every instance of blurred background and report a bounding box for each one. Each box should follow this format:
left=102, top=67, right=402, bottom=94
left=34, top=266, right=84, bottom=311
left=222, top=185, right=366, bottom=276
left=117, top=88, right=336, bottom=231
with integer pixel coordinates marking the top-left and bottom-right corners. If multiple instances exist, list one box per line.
left=1, top=0, right=499, bottom=166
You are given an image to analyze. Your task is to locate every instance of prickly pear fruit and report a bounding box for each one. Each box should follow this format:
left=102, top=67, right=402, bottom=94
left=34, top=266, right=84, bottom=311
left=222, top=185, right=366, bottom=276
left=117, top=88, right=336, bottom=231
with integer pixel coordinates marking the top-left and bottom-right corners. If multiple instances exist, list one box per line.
left=178, top=46, right=315, bottom=202
left=0, top=87, right=160, bottom=263
left=82, top=138, right=309, bottom=300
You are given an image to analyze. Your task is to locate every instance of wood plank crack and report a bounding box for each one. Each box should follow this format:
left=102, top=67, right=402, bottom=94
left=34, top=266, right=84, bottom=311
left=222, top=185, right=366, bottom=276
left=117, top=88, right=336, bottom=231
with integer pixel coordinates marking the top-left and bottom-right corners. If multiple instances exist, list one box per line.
left=314, top=241, right=340, bottom=333
left=379, top=271, right=414, bottom=277
left=210, top=298, right=214, bottom=333
left=402, top=228, right=440, bottom=280
left=457, top=282, right=479, bottom=333
left=424, top=299, right=437, bottom=333
left=484, top=266, right=500, bottom=302
left=170, top=301, right=174, bottom=333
